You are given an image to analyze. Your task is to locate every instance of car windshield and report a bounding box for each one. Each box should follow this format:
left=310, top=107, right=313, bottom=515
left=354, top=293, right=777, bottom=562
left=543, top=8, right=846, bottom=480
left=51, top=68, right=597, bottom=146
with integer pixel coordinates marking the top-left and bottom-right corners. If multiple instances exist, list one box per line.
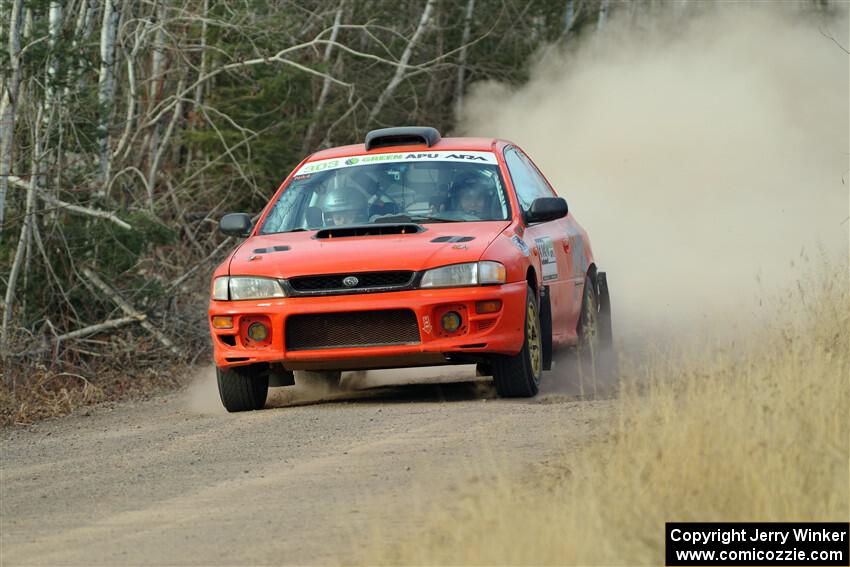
left=259, top=151, right=511, bottom=234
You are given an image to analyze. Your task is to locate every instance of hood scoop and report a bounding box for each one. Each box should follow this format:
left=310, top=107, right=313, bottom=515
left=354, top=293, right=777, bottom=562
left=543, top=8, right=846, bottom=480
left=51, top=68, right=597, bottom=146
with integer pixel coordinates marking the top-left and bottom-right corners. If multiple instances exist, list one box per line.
left=315, top=223, right=423, bottom=239
left=431, top=235, right=475, bottom=243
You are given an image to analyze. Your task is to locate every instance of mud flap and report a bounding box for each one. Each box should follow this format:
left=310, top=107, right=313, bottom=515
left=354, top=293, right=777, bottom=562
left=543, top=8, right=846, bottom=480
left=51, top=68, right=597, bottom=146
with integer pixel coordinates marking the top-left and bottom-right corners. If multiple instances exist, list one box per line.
left=540, top=285, right=553, bottom=371
left=596, top=272, right=613, bottom=347
left=268, top=366, right=295, bottom=387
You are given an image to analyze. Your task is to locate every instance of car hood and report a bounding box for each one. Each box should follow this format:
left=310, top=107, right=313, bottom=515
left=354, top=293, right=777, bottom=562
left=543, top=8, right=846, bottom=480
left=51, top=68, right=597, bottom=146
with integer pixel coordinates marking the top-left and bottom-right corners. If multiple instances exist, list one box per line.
left=227, top=221, right=511, bottom=278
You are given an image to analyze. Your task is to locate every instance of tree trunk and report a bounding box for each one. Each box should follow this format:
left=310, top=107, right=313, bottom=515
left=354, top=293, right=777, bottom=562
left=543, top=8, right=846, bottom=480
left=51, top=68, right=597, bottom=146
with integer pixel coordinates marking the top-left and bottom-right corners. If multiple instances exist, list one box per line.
left=69, top=0, right=97, bottom=94
left=1, top=107, right=42, bottom=364
left=97, top=0, right=121, bottom=190
left=453, top=0, right=475, bottom=118
left=192, top=0, right=209, bottom=113
left=147, top=76, right=185, bottom=206
left=597, top=0, right=610, bottom=32
left=564, top=0, right=576, bottom=35
left=46, top=1, right=63, bottom=107
left=301, top=1, right=345, bottom=154
left=43, top=1, right=64, bottom=224
left=144, top=0, right=169, bottom=208
left=367, top=0, right=434, bottom=124
left=0, top=0, right=24, bottom=236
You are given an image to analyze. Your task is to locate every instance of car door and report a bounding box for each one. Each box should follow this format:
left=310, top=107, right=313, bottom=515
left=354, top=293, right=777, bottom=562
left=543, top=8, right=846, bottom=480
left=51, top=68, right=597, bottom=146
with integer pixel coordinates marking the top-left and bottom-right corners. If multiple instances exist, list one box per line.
left=503, top=147, right=574, bottom=341
left=520, top=151, right=587, bottom=336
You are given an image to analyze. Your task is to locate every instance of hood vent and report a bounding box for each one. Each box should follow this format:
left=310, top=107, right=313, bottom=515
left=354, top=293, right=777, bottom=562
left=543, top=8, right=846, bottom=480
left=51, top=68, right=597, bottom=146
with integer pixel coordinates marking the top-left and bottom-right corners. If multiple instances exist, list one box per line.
left=315, top=224, right=423, bottom=239
left=252, top=245, right=290, bottom=254
left=431, top=235, right=475, bottom=243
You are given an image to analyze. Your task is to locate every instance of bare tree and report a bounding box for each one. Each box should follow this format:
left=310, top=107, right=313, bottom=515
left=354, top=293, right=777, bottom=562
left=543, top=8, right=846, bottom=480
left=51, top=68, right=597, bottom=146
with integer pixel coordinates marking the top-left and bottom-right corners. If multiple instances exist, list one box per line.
left=2, top=108, right=42, bottom=362
left=597, top=0, right=610, bottom=31
left=0, top=0, right=25, bottom=236
left=454, top=0, right=476, bottom=118
left=97, top=0, right=121, bottom=188
left=302, top=1, right=346, bottom=154
left=368, top=0, right=435, bottom=124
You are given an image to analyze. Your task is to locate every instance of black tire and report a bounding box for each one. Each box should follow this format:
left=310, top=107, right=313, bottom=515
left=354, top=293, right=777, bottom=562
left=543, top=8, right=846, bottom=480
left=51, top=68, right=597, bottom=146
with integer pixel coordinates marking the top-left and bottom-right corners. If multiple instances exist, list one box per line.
left=576, top=275, right=617, bottom=398
left=596, top=272, right=613, bottom=348
left=296, top=370, right=343, bottom=391
left=217, top=365, right=269, bottom=412
left=540, top=285, right=554, bottom=371
left=492, top=285, right=542, bottom=398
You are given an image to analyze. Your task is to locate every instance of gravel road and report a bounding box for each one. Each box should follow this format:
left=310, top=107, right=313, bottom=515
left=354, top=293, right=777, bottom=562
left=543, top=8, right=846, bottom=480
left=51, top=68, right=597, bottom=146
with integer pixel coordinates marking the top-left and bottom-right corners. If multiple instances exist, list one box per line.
left=1, top=365, right=613, bottom=565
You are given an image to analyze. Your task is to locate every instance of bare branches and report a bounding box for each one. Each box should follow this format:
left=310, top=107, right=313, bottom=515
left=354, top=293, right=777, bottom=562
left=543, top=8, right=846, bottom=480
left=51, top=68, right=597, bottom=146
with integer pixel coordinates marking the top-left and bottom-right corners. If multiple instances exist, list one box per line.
left=368, top=0, right=435, bottom=124
left=302, top=1, right=346, bottom=154
left=7, top=175, right=131, bottom=230
left=143, top=36, right=356, bottom=129
left=818, top=26, right=850, bottom=54
left=81, top=268, right=180, bottom=356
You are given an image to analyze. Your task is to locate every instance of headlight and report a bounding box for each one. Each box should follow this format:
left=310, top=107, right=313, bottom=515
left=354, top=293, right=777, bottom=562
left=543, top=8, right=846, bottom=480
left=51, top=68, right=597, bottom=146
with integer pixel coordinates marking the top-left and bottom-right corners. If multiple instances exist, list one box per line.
left=212, top=276, right=286, bottom=300
left=420, top=261, right=506, bottom=288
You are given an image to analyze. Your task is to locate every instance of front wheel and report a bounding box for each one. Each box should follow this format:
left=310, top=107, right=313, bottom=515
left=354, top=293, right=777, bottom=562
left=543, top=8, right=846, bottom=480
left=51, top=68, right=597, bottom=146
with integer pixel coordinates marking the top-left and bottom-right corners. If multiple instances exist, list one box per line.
left=492, top=285, right=542, bottom=398
left=217, top=365, right=269, bottom=412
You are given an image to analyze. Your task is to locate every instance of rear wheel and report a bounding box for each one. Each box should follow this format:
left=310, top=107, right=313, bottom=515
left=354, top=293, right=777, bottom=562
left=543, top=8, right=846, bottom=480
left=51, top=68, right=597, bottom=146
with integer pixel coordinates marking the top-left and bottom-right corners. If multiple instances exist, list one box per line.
left=217, top=365, right=269, bottom=412
left=576, top=274, right=617, bottom=398
left=596, top=272, right=613, bottom=348
left=492, top=285, right=542, bottom=398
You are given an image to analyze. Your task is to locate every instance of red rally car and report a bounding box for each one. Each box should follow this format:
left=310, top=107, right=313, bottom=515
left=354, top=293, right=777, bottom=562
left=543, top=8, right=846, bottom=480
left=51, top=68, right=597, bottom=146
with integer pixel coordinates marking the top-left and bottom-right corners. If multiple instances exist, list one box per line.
left=209, top=127, right=612, bottom=412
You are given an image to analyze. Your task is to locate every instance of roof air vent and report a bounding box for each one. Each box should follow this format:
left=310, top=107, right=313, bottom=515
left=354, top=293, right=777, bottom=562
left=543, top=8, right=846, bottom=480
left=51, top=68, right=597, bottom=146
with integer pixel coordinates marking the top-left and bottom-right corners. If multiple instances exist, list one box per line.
left=364, top=127, right=441, bottom=151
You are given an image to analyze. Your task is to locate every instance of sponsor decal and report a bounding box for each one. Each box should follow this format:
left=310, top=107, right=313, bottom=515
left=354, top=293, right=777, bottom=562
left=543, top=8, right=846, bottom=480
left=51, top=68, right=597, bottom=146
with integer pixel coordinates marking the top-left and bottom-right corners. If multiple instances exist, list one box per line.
left=511, top=235, right=530, bottom=257
left=534, top=237, right=558, bottom=281
left=296, top=151, right=498, bottom=175
left=422, top=315, right=432, bottom=335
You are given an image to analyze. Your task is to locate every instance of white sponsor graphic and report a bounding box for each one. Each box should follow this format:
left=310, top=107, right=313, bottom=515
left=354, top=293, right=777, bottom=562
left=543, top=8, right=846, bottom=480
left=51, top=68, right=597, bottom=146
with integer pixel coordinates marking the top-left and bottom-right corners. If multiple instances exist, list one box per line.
left=296, top=151, right=498, bottom=175
left=535, top=237, right=558, bottom=281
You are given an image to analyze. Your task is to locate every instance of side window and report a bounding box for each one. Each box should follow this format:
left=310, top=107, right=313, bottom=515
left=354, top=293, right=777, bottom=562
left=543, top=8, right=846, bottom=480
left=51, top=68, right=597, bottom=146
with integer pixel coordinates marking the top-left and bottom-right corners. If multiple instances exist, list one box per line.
left=504, top=148, right=552, bottom=211
left=520, top=153, right=556, bottom=198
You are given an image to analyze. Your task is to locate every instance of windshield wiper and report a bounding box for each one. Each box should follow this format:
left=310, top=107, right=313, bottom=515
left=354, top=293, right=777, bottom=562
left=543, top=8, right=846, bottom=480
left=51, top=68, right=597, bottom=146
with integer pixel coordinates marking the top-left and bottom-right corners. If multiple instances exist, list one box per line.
left=262, top=227, right=309, bottom=235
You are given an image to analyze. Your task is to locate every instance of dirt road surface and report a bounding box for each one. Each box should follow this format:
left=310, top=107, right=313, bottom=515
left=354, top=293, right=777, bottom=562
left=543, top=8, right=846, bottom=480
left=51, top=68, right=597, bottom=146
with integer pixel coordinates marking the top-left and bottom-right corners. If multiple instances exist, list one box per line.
left=2, top=366, right=613, bottom=565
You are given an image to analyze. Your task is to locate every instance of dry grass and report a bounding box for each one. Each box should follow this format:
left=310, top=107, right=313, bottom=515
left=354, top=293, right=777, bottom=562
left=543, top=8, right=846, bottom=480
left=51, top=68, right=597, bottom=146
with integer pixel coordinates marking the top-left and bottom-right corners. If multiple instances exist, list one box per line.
left=0, top=362, right=188, bottom=425
left=364, top=268, right=849, bottom=565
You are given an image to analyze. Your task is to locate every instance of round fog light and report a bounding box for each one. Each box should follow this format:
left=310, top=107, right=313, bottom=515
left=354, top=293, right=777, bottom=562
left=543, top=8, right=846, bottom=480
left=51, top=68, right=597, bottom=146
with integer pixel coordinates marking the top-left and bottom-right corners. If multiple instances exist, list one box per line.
left=440, top=311, right=462, bottom=333
left=247, top=322, right=269, bottom=341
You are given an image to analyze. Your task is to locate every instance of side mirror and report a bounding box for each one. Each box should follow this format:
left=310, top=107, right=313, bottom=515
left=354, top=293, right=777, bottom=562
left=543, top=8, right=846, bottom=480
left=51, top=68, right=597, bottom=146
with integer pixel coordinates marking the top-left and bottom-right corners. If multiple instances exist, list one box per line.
left=525, top=197, right=568, bottom=224
left=219, top=213, right=253, bottom=237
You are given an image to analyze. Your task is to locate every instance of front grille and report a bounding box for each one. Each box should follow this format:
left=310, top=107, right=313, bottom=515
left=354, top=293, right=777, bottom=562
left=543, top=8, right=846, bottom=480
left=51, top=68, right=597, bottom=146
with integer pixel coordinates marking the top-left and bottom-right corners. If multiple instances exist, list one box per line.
left=285, top=309, right=421, bottom=351
left=287, top=271, right=414, bottom=295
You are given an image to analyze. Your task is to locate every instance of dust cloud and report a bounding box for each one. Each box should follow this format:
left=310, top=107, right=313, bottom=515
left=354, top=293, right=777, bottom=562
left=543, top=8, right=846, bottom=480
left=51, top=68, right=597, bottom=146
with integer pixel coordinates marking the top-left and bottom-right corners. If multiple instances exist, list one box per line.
left=458, top=4, right=849, bottom=342
left=183, top=365, right=486, bottom=412
left=184, top=366, right=227, bottom=414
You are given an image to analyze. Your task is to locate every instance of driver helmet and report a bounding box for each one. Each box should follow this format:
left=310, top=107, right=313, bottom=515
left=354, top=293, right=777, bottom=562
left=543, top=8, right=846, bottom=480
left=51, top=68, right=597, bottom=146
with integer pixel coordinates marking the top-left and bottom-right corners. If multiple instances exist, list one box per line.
left=454, top=175, right=493, bottom=218
left=322, top=186, right=368, bottom=226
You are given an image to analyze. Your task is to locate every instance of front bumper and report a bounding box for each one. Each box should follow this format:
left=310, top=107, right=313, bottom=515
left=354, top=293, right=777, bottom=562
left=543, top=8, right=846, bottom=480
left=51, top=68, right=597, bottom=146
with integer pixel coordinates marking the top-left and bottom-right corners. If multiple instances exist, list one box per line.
left=208, top=281, right=527, bottom=371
